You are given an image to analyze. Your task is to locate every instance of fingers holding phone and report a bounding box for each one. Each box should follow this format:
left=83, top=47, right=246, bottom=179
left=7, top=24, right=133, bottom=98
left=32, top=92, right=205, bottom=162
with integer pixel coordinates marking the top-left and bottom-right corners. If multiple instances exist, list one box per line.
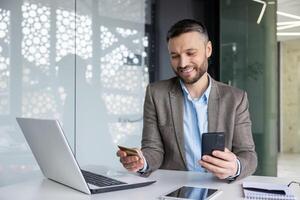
left=199, top=148, right=238, bottom=179
left=116, top=145, right=145, bottom=172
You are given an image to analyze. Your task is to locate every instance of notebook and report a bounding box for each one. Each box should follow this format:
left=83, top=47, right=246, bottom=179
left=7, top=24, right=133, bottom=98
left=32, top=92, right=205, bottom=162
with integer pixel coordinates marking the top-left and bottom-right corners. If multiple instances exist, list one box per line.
left=243, top=181, right=296, bottom=200
left=16, top=117, right=156, bottom=194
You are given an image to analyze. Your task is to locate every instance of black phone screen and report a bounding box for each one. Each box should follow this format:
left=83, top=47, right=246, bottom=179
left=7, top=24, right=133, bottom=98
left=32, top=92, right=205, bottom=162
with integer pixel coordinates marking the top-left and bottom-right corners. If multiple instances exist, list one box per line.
left=201, top=132, right=225, bottom=157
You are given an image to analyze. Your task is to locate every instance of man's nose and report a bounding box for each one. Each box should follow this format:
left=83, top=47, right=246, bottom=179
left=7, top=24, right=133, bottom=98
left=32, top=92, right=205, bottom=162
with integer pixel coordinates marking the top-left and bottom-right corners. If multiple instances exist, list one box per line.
left=179, top=56, right=189, bottom=68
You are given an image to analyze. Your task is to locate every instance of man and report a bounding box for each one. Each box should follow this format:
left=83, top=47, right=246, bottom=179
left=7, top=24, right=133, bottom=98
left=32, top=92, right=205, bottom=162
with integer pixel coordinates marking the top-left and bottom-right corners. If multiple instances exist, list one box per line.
left=117, top=19, right=257, bottom=181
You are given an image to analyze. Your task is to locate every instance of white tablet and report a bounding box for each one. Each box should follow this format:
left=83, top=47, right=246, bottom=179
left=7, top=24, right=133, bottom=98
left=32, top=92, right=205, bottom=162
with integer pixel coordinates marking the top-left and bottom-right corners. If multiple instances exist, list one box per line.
left=160, top=186, right=222, bottom=200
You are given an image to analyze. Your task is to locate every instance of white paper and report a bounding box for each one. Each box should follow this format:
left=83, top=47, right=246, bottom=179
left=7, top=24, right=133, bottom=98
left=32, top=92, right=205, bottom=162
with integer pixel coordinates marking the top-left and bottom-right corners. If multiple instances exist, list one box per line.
left=242, top=181, right=296, bottom=200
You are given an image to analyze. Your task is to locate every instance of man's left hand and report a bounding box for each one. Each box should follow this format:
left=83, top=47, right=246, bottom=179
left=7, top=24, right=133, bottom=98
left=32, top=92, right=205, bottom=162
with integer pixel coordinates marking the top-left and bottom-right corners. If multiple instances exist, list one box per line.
left=199, top=148, right=238, bottom=179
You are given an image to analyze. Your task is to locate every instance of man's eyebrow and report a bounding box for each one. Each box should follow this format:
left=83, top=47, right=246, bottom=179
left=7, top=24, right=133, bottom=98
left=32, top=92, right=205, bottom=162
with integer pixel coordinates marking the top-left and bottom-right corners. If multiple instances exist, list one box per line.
left=170, top=48, right=197, bottom=54
left=185, top=48, right=197, bottom=51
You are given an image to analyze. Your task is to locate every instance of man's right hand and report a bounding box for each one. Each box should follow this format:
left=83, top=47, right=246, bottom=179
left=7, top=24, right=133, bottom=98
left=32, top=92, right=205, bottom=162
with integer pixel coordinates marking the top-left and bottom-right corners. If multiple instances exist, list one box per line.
left=116, top=149, right=145, bottom=172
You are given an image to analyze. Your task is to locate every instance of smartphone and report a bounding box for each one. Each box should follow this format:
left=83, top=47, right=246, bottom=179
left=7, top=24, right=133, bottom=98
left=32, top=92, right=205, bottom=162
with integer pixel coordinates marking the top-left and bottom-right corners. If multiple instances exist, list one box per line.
left=117, top=145, right=139, bottom=156
left=201, top=132, right=225, bottom=158
left=160, top=186, right=222, bottom=200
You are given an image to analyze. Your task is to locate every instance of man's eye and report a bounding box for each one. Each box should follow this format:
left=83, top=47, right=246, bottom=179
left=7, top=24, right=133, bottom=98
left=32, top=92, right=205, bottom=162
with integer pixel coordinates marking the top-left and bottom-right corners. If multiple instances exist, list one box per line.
left=171, top=55, right=179, bottom=59
left=187, top=52, right=195, bottom=56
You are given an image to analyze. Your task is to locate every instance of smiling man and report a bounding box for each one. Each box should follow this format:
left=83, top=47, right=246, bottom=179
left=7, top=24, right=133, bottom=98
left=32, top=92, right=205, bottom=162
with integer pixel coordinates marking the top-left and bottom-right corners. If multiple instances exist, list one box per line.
left=117, top=19, right=257, bottom=181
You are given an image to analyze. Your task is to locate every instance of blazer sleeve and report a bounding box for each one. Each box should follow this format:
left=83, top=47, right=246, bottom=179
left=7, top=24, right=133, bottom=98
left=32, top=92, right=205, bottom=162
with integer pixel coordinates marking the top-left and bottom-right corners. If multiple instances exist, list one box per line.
left=141, top=84, right=165, bottom=174
left=233, top=91, right=258, bottom=180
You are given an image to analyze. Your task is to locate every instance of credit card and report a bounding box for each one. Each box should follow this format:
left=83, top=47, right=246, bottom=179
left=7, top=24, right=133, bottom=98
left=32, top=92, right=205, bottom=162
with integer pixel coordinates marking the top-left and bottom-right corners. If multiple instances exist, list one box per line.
left=118, top=145, right=139, bottom=156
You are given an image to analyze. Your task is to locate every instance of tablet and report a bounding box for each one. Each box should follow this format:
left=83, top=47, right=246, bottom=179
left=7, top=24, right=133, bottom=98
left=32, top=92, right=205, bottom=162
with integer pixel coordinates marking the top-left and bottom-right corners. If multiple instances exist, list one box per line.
left=160, top=186, right=222, bottom=200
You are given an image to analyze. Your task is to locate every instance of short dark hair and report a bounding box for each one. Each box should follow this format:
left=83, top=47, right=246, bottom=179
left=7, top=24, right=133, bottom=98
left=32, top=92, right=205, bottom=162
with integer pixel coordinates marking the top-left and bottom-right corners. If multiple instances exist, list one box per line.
left=166, top=19, right=209, bottom=42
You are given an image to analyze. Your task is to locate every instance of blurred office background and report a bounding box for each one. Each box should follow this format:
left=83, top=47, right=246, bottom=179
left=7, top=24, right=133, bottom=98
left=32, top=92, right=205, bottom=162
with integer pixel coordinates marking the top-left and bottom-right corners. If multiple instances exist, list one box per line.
left=0, top=0, right=299, bottom=187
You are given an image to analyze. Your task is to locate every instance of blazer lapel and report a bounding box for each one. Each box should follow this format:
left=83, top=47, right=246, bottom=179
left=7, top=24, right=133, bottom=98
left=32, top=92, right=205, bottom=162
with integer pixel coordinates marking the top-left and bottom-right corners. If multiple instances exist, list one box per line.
left=169, top=79, right=187, bottom=168
left=208, top=78, right=220, bottom=132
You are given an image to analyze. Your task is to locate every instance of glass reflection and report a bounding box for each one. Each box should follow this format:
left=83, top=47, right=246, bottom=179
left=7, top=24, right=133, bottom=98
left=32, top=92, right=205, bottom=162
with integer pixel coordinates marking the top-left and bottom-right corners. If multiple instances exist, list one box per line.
left=0, top=0, right=151, bottom=186
left=0, top=8, right=10, bottom=115
left=98, top=0, right=147, bottom=24
left=21, top=2, right=50, bottom=67
left=56, top=9, right=92, bottom=61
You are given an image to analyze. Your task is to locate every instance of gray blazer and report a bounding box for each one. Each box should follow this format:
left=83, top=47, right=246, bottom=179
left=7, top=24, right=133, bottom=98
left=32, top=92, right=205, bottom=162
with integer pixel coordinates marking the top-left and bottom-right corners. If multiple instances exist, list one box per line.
left=141, top=76, right=257, bottom=180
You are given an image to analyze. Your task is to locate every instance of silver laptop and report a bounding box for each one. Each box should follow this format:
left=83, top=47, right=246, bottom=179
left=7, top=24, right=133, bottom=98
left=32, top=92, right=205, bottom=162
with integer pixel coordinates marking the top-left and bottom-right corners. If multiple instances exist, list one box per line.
left=16, top=117, right=155, bottom=194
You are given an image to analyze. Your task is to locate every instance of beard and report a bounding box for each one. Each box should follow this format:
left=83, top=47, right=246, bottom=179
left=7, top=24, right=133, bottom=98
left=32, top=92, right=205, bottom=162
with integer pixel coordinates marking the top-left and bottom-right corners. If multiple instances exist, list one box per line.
left=174, top=61, right=208, bottom=85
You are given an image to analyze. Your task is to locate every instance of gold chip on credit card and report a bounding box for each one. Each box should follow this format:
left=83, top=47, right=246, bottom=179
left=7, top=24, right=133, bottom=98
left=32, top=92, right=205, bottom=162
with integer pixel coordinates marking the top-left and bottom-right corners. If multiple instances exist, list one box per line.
left=117, top=145, right=139, bottom=156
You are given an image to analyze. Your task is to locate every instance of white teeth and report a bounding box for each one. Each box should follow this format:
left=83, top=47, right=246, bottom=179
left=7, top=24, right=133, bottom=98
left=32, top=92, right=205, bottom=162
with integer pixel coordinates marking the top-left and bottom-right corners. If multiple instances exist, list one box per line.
left=181, top=68, right=193, bottom=73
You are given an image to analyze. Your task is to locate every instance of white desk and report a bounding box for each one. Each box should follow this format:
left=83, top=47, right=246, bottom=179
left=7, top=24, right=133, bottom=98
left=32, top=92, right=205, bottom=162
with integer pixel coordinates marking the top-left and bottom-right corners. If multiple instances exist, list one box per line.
left=0, top=169, right=299, bottom=200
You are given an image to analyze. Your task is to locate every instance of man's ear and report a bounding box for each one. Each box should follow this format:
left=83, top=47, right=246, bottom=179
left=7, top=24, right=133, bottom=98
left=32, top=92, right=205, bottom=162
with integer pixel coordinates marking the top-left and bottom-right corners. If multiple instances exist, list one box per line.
left=206, top=41, right=212, bottom=58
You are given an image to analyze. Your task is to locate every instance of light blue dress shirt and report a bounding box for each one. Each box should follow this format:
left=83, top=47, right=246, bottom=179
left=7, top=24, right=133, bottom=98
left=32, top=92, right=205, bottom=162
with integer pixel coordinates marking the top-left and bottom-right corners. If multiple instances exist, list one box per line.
left=180, top=79, right=211, bottom=172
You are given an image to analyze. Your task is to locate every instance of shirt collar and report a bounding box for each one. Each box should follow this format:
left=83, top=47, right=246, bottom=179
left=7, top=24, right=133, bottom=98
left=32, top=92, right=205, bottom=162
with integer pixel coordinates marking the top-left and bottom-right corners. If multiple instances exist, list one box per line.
left=179, top=76, right=211, bottom=103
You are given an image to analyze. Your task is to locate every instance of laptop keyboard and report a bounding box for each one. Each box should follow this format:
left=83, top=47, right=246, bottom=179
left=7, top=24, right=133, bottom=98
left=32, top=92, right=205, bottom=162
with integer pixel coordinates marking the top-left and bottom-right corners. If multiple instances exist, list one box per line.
left=81, top=170, right=126, bottom=187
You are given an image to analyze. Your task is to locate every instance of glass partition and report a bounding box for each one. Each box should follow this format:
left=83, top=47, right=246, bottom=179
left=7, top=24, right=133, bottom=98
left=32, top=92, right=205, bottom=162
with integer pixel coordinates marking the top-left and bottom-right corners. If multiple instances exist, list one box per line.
left=220, top=0, right=278, bottom=176
left=0, top=0, right=151, bottom=186
left=75, top=0, right=151, bottom=167
left=0, top=0, right=76, bottom=186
